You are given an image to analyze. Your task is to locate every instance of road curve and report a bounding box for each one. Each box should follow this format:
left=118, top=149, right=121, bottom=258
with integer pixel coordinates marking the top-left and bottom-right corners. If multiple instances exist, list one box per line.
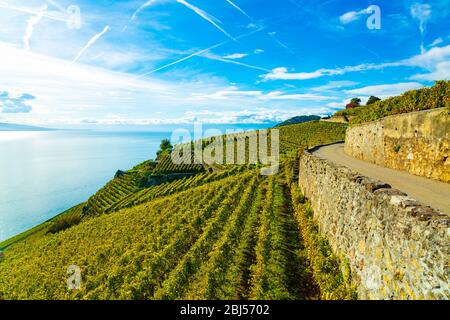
left=313, top=143, right=450, bottom=215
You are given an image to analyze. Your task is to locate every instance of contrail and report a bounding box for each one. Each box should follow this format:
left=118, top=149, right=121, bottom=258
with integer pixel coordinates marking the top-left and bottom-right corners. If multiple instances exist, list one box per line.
left=176, top=0, right=234, bottom=40
left=0, top=2, right=67, bottom=22
left=46, top=0, right=65, bottom=13
left=140, top=26, right=264, bottom=76
left=71, top=26, right=110, bottom=64
left=268, top=31, right=295, bottom=55
left=130, top=0, right=233, bottom=39
left=225, top=0, right=252, bottom=20
left=201, top=52, right=270, bottom=72
left=131, top=0, right=156, bottom=21
left=23, top=4, right=47, bottom=51
left=140, top=41, right=228, bottom=76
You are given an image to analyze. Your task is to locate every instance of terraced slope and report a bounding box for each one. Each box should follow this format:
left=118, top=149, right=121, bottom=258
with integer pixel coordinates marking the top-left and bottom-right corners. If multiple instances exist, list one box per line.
left=279, top=121, right=347, bottom=156
left=108, top=166, right=247, bottom=212
left=85, top=171, right=143, bottom=215
left=153, top=154, right=204, bottom=174
left=0, top=165, right=356, bottom=300
left=85, top=155, right=205, bottom=215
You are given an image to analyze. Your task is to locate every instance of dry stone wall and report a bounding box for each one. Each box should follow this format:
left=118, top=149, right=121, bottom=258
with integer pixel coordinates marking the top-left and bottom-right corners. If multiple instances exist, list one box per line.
left=299, top=149, right=450, bottom=299
left=344, top=108, right=450, bottom=183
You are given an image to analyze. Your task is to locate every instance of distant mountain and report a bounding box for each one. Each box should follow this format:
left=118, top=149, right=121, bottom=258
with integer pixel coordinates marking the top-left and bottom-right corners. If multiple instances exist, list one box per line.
left=0, top=123, right=52, bottom=131
left=275, top=115, right=321, bottom=127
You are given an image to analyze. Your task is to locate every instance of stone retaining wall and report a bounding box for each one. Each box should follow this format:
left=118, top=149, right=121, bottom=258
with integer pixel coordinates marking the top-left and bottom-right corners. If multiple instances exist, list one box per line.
left=344, top=108, right=450, bottom=183
left=299, top=149, right=450, bottom=299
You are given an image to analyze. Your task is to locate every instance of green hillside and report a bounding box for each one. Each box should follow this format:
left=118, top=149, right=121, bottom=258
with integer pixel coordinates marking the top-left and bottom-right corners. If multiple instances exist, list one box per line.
left=275, top=115, right=321, bottom=127
left=0, top=121, right=353, bottom=300
left=334, top=80, right=450, bottom=124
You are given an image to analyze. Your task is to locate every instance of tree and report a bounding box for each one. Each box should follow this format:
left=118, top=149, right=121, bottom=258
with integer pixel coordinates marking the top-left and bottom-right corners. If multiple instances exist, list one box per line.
left=366, top=96, right=381, bottom=105
left=345, top=97, right=361, bottom=109
left=350, top=97, right=361, bottom=105
left=156, top=139, right=173, bottom=160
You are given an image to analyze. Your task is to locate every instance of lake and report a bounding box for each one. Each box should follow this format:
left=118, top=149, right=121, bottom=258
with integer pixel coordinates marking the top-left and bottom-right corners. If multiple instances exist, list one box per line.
left=0, top=124, right=272, bottom=242
left=0, top=130, right=170, bottom=242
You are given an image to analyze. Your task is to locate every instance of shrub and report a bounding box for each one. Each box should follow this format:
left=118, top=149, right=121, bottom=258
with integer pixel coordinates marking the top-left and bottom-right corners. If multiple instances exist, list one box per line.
left=47, top=213, right=82, bottom=234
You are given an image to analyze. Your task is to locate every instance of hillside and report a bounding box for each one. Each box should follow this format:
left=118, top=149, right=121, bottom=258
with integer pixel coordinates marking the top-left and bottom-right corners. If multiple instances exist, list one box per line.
left=0, top=121, right=355, bottom=300
left=0, top=123, right=52, bottom=131
left=275, top=115, right=321, bottom=127
left=333, top=81, right=450, bottom=124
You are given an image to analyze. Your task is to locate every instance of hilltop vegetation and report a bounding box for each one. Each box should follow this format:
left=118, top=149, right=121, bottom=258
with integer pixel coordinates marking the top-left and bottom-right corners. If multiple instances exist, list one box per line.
left=334, top=80, right=450, bottom=124
left=275, top=115, right=321, bottom=127
left=279, top=121, right=347, bottom=156
left=0, top=121, right=353, bottom=300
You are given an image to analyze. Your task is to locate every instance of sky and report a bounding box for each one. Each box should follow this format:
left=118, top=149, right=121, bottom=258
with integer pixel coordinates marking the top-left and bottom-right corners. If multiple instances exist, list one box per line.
left=0, top=0, right=449, bottom=126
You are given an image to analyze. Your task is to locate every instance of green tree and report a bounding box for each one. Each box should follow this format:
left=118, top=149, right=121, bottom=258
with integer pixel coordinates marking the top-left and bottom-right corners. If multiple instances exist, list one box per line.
left=156, top=138, right=173, bottom=160
left=366, top=96, right=381, bottom=105
left=350, top=97, right=361, bottom=105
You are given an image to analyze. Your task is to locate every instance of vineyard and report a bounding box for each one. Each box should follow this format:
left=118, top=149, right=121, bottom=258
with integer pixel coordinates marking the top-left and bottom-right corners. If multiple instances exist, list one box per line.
left=279, top=121, right=347, bottom=156
left=85, top=172, right=143, bottom=215
left=0, top=121, right=354, bottom=300
left=152, top=154, right=205, bottom=174
left=108, top=166, right=248, bottom=212
left=334, top=80, right=450, bottom=124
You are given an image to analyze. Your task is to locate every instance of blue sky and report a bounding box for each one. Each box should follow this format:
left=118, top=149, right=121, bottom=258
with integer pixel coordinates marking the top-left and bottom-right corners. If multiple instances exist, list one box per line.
left=0, top=0, right=449, bottom=126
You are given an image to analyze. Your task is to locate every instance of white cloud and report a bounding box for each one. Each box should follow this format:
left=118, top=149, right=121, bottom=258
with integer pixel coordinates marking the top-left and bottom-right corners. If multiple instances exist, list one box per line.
left=263, top=91, right=334, bottom=101
left=263, top=67, right=325, bottom=81
left=430, top=37, right=443, bottom=47
left=405, top=45, right=450, bottom=79
left=410, top=61, right=450, bottom=80
left=182, top=107, right=328, bottom=124
left=191, top=87, right=335, bottom=101
left=262, top=62, right=400, bottom=81
left=410, top=3, right=432, bottom=34
left=345, top=82, right=423, bottom=98
left=0, top=91, right=35, bottom=113
left=1, top=41, right=334, bottom=125
left=263, top=45, right=450, bottom=82
left=326, top=101, right=346, bottom=109
left=0, top=41, right=174, bottom=117
left=312, top=80, right=359, bottom=91
left=223, top=53, right=248, bottom=59
left=254, top=49, right=264, bottom=54
left=339, top=7, right=371, bottom=24
left=405, top=44, right=450, bottom=68
left=191, top=87, right=261, bottom=100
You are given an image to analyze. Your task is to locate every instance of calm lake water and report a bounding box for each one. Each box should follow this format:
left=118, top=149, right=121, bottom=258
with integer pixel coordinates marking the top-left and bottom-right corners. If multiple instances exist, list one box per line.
left=0, top=130, right=170, bottom=242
